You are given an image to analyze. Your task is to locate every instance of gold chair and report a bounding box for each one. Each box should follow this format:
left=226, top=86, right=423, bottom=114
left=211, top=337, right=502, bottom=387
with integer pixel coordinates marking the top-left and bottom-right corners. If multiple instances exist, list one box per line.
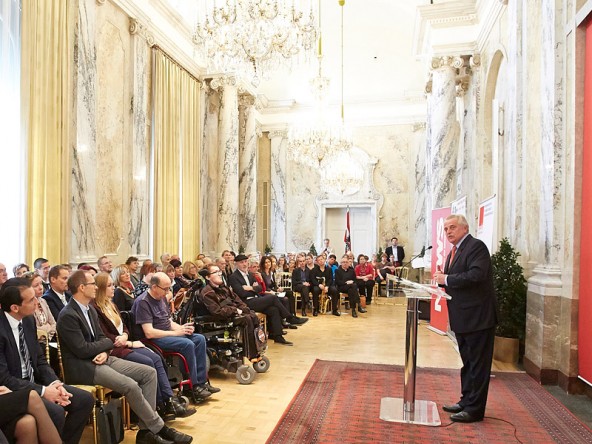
left=36, top=329, right=51, bottom=363
left=255, top=312, right=267, bottom=335
left=55, top=333, right=129, bottom=443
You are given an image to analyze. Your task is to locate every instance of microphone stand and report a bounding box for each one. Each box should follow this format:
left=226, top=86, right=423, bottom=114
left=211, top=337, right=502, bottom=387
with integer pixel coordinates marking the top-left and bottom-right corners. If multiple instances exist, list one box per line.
left=394, top=247, right=430, bottom=293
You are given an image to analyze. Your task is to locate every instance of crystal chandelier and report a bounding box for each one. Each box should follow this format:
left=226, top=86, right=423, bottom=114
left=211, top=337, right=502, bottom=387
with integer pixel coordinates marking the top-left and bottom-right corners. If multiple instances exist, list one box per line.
left=321, top=150, right=364, bottom=195
left=193, top=0, right=317, bottom=86
left=288, top=0, right=354, bottom=169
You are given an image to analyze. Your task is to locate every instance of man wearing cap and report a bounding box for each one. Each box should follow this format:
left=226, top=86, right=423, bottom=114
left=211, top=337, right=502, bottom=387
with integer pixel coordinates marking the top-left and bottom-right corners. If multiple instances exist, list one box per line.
left=229, top=254, right=306, bottom=346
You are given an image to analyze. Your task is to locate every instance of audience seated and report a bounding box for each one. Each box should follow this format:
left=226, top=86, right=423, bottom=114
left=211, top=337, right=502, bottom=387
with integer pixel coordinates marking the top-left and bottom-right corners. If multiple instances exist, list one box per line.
left=125, top=256, right=141, bottom=287
left=93, top=273, right=195, bottom=421
left=170, top=260, right=191, bottom=298
left=312, top=255, right=340, bottom=316
left=0, top=264, right=6, bottom=289
left=335, top=255, right=366, bottom=318
left=200, top=265, right=261, bottom=361
left=355, top=254, right=376, bottom=305
left=0, top=278, right=94, bottom=444
left=111, top=264, right=136, bottom=311
left=0, top=386, right=62, bottom=444
left=97, top=256, right=113, bottom=274
left=42, top=265, right=71, bottom=322
left=56, top=270, right=192, bottom=444
left=26, top=272, right=56, bottom=340
left=131, top=272, right=219, bottom=402
left=12, top=263, right=29, bottom=278
left=33, top=258, right=51, bottom=292
left=291, top=256, right=319, bottom=317
left=229, top=254, right=305, bottom=345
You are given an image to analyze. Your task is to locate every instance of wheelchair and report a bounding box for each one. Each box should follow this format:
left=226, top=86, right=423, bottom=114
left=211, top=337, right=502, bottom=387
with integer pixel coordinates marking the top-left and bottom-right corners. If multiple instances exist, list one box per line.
left=176, top=285, right=270, bottom=385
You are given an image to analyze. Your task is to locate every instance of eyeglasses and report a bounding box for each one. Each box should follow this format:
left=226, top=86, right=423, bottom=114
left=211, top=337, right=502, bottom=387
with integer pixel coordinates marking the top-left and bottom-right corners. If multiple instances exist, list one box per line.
left=157, top=285, right=169, bottom=292
left=83, top=281, right=96, bottom=286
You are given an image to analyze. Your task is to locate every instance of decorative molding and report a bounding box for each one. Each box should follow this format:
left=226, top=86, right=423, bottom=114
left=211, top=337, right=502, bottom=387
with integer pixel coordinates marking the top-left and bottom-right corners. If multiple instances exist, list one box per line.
left=96, top=0, right=106, bottom=5
left=268, top=130, right=287, bottom=140
left=412, top=122, right=426, bottom=132
left=238, top=93, right=255, bottom=108
left=255, top=125, right=263, bottom=138
left=128, top=18, right=154, bottom=46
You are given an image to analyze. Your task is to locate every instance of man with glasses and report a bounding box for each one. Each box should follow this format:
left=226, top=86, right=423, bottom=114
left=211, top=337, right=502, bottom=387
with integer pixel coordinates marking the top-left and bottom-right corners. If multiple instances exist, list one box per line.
left=131, top=272, right=220, bottom=402
left=57, top=270, right=192, bottom=444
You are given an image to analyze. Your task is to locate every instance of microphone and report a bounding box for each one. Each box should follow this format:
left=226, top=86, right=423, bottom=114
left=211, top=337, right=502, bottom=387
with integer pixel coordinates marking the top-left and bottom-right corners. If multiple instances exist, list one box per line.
left=419, top=246, right=432, bottom=258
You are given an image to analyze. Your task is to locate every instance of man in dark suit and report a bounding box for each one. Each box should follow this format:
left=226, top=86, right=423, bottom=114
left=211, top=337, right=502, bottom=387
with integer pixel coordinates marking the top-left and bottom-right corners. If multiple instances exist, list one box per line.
left=291, top=256, right=319, bottom=317
left=229, top=255, right=305, bottom=345
left=434, top=214, right=497, bottom=423
left=0, top=278, right=94, bottom=444
left=57, top=270, right=192, bottom=444
left=385, top=237, right=405, bottom=267
left=42, top=265, right=72, bottom=321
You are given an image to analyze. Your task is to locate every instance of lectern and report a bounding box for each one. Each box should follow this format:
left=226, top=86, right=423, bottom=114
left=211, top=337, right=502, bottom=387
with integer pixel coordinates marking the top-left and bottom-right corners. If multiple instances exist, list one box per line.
left=379, top=278, right=451, bottom=426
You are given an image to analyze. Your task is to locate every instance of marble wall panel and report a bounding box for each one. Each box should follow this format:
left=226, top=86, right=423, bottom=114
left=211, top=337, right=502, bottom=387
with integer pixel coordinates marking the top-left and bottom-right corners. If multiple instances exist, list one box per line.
left=353, top=125, right=416, bottom=253
left=201, top=88, right=220, bottom=255
left=128, top=33, right=151, bottom=256
left=71, top=0, right=148, bottom=264
left=270, top=132, right=288, bottom=253
left=71, top=0, right=98, bottom=262
left=238, top=99, right=257, bottom=252
left=216, top=82, right=240, bottom=252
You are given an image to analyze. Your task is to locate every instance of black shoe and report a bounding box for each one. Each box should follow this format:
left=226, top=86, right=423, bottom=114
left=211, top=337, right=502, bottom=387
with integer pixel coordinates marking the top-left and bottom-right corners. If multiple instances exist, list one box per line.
left=170, top=398, right=196, bottom=418
left=273, top=336, right=293, bottom=345
left=450, top=411, right=482, bottom=423
left=313, top=310, right=319, bottom=316
left=157, top=402, right=176, bottom=422
left=332, top=311, right=341, bottom=316
left=136, top=429, right=174, bottom=444
left=289, top=316, right=308, bottom=325
left=287, top=324, right=298, bottom=329
left=192, top=385, right=212, bottom=400
left=204, top=382, right=220, bottom=394
left=351, top=308, right=358, bottom=318
left=281, top=330, right=288, bottom=335
left=442, top=403, right=463, bottom=413
left=301, top=308, right=307, bottom=317
left=358, top=306, right=367, bottom=313
left=158, top=425, right=193, bottom=443
left=366, top=300, right=372, bottom=305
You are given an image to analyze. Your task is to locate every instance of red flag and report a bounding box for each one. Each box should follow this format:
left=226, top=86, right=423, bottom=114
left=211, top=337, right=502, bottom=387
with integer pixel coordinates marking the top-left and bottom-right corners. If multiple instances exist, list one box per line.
left=344, top=206, right=351, bottom=253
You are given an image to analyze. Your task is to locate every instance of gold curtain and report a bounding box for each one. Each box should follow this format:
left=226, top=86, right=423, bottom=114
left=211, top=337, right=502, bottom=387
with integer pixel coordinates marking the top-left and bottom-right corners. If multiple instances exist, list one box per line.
left=181, top=76, right=201, bottom=259
left=152, top=49, right=201, bottom=259
left=22, top=0, right=74, bottom=265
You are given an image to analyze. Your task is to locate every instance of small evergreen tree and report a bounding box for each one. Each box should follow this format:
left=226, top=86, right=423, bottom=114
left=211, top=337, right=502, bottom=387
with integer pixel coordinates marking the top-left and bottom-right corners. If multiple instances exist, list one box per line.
left=264, top=244, right=272, bottom=254
left=377, top=246, right=384, bottom=258
left=238, top=244, right=245, bottom=254
left=491, top=238, right=527, bottom=340
left=309, top=243, right=317, bottom=255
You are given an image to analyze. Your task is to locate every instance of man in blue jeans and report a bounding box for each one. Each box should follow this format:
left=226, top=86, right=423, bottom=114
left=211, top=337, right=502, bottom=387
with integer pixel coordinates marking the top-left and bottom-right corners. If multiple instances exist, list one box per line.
left=132, top=272, right=220, bottom=401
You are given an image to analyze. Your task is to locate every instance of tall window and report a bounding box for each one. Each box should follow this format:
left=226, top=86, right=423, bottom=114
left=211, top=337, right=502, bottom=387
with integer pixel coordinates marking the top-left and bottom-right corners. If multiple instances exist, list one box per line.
left=0, top=0, right=25, bottom=265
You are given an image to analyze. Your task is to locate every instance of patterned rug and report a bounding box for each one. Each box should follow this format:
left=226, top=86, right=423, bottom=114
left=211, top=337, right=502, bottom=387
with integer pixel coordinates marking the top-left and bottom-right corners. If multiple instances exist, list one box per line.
left=267, top=360, right=592, bottom=444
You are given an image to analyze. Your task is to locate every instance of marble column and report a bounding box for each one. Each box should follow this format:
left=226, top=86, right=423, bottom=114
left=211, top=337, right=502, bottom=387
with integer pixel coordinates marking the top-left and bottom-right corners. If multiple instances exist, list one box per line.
left=269, top=130, right=288, bottom=254
left=238, top=94, right=258, bottom=253
left=71, top=0, right=98, bottom=261
left=201, top=84, right=220, bottom=255
left=425, top=56, right=461, bottom=237
left=213, top=77, right=240, bottom=253
left=411, top=122, right=428, bottom=253
left=128, top=19, right=152, bottom=257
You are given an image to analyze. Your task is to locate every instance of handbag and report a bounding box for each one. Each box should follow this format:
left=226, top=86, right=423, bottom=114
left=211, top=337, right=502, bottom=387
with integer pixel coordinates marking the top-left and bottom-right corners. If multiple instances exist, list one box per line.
left=97, top=397, right=124, bottom=444
left=254, top=325, right=267, bottom=352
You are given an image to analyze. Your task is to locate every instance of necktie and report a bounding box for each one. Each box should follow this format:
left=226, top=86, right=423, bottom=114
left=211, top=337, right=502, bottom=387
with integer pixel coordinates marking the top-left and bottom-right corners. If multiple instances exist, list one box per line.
left=18, top=323, right=34, bottom=382
left=450, top=245, right=457, bottom=264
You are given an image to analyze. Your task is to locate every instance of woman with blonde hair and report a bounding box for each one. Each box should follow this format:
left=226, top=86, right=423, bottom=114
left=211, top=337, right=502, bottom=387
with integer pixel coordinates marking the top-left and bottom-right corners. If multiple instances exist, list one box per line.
left=111, top=264, right=135, bottom=311
left=93, top=273, right=194, bottom=421
left=25, top=272, right=56, bottom=340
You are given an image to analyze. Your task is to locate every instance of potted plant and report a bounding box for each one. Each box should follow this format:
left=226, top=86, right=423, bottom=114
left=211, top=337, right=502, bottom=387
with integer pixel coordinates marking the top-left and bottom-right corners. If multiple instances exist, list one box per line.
left=491, top=238, right=527, bottom=363
left=264, top=244, right=272, bottom=255
left=309, top=243, right=317, bottom=256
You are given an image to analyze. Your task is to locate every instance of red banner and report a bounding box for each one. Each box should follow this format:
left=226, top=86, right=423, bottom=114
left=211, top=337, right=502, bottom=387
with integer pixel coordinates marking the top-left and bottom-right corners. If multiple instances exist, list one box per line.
left=578, top=19, right=592, bottom=386
left=430, top=207, right=451, bottom=334
left=344, top=206, right=351, bottom=253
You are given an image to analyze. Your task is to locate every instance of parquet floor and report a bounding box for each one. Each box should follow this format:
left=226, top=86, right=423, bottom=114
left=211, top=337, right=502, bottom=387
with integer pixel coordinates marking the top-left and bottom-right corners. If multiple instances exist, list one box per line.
left=84, top=298, right=517, bottom=443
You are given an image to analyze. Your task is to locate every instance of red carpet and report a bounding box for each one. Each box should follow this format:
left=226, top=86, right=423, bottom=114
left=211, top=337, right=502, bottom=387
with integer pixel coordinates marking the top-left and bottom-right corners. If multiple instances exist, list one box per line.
left=267, top=360, right=592, bottom=443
